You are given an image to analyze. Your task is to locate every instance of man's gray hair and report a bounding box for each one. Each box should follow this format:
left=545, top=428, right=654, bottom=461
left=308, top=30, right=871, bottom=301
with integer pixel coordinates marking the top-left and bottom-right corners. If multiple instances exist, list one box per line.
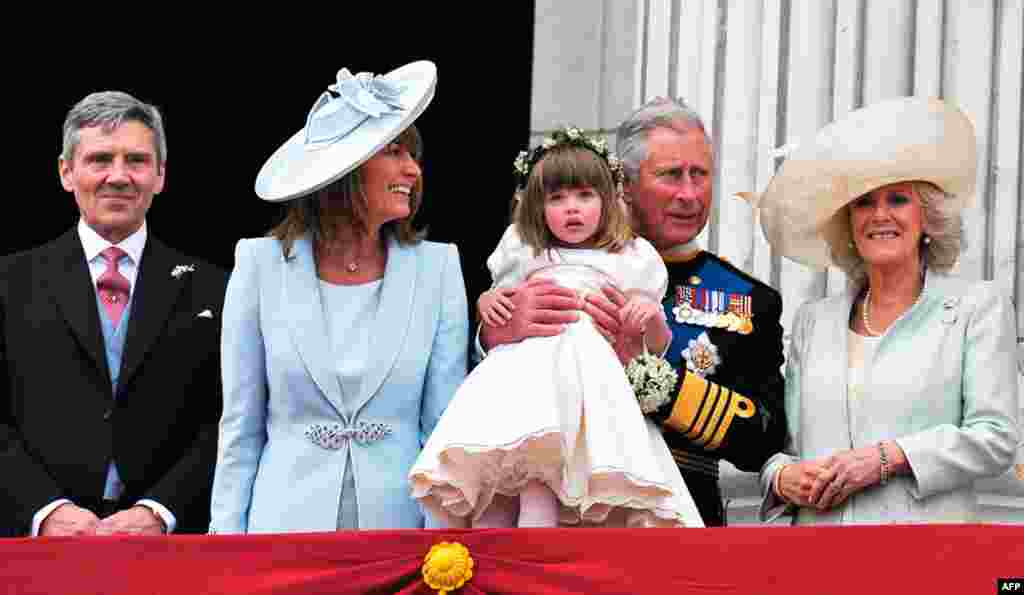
left=615, top=97, right=712, bottom=183
left=61, top=91, right=167, bottom=166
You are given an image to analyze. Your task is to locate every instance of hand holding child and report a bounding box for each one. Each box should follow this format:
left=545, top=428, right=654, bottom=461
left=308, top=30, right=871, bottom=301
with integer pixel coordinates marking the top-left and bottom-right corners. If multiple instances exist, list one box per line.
left=619, top=294, right=671, bottom=355
left=620, top=295, right=660, bottom=332
left=478, top=287, right=517, bottom=327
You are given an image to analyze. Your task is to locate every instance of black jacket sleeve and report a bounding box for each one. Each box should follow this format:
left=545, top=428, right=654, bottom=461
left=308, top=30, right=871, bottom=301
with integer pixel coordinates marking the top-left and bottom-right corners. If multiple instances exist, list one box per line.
left=652, top=282, right=787, bottom=472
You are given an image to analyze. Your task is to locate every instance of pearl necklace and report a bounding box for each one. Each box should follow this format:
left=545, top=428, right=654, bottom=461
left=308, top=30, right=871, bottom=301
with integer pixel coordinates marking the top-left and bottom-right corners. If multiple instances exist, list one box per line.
left=861, top=282, right=924, bottom=337
left=861, top=287, right=881, bottom=336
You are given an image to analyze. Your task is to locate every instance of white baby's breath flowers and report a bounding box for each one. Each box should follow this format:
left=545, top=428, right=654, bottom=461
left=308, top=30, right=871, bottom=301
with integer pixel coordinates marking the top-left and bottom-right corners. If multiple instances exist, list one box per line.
left=512, top=127, right=627, bottom=193
left=171, top=264, right=196, bottom=279
left=625, top=353, right=679, bottom=414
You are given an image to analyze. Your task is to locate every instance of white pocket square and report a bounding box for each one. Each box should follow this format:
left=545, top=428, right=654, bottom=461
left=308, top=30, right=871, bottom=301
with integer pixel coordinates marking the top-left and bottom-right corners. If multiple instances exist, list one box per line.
left=197, top=309, right=214, bottom=319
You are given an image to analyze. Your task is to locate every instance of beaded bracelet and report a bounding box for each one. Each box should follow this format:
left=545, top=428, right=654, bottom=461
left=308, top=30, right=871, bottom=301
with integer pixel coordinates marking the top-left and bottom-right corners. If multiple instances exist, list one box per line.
left=878, top=442, right=890, bottom=485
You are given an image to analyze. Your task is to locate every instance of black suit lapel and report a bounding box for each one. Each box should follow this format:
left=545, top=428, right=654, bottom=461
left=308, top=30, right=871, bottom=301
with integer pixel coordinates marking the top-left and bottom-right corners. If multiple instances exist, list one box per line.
left=48, top=229, right=110, bottom=382
left=118, top=236, right=187, bottom=391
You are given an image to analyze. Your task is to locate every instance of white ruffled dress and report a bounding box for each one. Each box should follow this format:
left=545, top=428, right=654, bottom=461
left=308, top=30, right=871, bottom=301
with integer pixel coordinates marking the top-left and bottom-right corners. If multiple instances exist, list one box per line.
left=409, top=225, right=703, bottom=527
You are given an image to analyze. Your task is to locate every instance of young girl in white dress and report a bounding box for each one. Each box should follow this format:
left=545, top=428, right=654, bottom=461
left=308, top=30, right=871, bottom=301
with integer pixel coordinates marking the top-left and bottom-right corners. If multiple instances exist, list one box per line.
left=409, top=128, right=702, bottom=528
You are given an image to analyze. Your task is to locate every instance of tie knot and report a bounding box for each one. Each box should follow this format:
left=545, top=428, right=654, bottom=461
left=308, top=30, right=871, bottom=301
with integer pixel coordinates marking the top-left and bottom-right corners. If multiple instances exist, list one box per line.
left=101, top=246, right=127, bottom=266
left=97, top=246, right=130, bottom=325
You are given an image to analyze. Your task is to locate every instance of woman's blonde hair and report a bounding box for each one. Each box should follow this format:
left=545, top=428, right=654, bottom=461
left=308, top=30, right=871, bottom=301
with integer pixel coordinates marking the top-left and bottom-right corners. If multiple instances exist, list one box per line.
left=827, top=180, right=964, bottom=285
left=269, top=125, right=426, bottom=258
left=514, top=144, right=632, bottom=253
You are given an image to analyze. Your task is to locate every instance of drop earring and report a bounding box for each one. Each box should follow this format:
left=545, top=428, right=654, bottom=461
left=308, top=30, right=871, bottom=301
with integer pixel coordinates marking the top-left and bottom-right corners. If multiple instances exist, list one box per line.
left=923, top=235, right=931, bottom=245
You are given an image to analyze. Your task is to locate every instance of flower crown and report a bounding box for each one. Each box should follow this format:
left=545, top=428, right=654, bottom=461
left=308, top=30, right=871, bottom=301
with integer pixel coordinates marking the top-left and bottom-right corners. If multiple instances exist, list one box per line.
left=513, top=126, right=625, bottom=193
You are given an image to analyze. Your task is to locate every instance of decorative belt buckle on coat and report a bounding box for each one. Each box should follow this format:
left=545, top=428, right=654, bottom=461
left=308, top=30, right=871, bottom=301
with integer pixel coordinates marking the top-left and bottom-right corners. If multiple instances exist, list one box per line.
left=306, top=421, right=393, bottom=450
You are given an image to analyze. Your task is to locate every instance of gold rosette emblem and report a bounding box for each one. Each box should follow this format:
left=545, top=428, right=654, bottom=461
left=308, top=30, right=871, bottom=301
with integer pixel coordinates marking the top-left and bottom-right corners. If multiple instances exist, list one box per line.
left=422, top=541, right=474, bottom=594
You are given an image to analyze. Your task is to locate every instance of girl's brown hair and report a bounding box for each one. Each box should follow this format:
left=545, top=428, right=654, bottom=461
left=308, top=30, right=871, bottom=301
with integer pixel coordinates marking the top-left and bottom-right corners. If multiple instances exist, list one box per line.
left=270, top=125, right=426, bottom=258
left=514, top=144, right=632, bottom=253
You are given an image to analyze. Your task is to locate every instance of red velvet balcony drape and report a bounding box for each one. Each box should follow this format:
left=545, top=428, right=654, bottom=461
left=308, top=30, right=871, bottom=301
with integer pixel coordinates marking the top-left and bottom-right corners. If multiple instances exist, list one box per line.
left=3, top=525, right=1020, bottom=594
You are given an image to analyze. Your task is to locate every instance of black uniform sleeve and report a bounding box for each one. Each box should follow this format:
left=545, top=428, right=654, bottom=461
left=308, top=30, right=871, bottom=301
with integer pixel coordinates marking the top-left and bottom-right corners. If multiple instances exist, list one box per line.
left=651, top=283, right=787, bottom=472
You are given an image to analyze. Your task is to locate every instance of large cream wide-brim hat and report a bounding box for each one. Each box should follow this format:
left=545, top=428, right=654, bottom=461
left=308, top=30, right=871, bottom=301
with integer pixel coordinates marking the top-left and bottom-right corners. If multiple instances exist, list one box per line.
left=757, top=96, right=977, bottom=270
left=255, top=60, right=436, bottom=202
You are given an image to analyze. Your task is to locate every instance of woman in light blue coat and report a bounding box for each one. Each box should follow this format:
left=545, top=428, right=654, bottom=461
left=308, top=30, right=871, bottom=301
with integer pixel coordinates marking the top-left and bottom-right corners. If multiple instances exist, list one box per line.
left=754, top=97, right=1018, bottom=524
left=210, top=61, right=468, bottom=533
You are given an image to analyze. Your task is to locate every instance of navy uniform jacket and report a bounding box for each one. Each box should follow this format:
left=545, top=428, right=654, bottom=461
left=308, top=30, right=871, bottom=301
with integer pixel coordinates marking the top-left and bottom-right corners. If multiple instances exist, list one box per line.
left=647, top=250, right=787, bottom=525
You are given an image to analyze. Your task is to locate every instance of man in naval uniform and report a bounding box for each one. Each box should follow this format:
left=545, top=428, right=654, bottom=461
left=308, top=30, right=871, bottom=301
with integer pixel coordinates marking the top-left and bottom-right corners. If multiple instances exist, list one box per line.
left=479, top=97, right=787, bottom=526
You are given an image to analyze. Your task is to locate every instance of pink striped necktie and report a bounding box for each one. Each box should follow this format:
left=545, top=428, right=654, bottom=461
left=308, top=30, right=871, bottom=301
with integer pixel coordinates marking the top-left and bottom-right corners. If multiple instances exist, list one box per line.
left=97, top=246, right=130, bottom=326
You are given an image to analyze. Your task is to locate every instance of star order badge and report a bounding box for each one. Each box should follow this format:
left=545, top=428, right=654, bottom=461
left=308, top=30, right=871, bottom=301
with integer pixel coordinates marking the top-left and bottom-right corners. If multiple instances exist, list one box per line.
left=681, top=331, right=721, bottom=377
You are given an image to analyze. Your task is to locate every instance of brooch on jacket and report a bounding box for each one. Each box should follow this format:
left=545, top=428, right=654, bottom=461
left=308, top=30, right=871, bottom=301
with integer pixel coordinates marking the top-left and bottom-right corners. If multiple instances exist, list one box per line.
left=171, top=264, right=195, bottom=279
left=306, top=421, right=393, bottom=449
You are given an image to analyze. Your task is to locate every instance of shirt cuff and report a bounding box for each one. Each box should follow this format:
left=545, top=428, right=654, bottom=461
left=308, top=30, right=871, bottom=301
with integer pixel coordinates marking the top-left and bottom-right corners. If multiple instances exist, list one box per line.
left=32, top=499, right=72, bottom=537
left=758, top=454, right=796, bottom=523
left=135, top=499, right=176, bottom=534
left=472, top=323, right=487, bottom=362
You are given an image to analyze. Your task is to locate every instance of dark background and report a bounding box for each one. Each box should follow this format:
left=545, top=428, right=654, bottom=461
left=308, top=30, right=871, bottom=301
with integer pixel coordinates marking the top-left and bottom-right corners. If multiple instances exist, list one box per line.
left=9, top=8, right=535, bottom=306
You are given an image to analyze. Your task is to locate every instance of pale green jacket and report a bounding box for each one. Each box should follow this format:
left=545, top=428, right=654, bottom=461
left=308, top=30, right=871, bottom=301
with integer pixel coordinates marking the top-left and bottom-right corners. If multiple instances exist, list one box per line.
left=760, top=271, right=1019, bottom=524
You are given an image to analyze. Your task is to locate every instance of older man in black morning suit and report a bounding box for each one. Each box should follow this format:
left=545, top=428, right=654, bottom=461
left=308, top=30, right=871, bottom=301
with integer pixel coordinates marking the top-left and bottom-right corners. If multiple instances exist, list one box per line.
left=0, top=91, right=227, bottom=536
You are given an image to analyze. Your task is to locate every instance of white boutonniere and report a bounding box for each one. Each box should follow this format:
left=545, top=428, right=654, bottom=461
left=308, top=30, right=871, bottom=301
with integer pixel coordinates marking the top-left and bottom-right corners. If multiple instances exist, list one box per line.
left=171, top=264, right=195, bottom=279
left=625, top=352, right=679, bottom=414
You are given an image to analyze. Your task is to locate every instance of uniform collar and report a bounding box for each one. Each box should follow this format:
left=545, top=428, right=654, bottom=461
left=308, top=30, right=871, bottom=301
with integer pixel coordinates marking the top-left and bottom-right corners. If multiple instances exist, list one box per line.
left=660, top=240, right=703, bottom=264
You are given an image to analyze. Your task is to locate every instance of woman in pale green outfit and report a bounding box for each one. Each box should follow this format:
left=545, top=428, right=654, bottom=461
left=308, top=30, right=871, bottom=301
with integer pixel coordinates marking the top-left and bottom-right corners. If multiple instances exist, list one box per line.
left=754, top=97, right=1019, bottom=524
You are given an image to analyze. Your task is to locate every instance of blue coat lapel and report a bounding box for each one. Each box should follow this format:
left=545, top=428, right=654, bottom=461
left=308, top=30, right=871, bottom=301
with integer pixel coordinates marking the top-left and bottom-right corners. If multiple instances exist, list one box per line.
left=283, top=237, right=346, bottom=419
left=352, top=236, right=417, bottom=419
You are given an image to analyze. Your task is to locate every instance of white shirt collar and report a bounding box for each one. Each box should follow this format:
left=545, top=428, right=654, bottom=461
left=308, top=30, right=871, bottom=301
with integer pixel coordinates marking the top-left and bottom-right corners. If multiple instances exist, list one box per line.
left=77, top=219, right=147, bottom=265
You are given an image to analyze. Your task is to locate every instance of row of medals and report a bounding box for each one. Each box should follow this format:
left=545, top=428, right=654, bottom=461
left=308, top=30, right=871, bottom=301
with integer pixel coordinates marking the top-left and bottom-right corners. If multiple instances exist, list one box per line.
left=674, top=293, right=754, bottom=335
left=675, top=303, right=753, bottom=334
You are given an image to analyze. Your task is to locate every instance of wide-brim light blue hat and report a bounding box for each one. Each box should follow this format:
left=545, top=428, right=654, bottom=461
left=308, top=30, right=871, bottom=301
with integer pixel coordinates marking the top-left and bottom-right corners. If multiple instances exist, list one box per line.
left=255, top=60, right=436, bottom=202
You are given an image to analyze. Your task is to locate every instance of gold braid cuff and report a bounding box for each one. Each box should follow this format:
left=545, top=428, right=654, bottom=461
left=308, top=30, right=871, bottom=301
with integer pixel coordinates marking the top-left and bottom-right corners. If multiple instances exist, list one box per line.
left=664, top=371, right=756, bottom=451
